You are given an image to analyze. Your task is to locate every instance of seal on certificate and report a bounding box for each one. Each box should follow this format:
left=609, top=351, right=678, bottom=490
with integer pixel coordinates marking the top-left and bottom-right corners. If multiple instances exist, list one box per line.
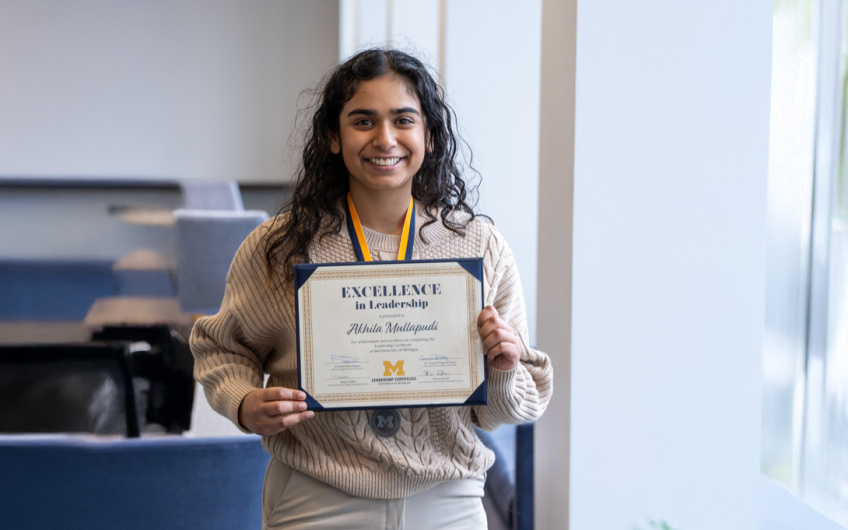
left=369, top=409, right=401, bottom=437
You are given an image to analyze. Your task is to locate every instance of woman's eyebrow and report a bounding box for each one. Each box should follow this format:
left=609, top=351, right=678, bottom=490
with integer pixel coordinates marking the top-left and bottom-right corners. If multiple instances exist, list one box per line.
left=346, top=107, right=420, bottom=117
left=392, top=107, right=421, bottom=115
left=346, top=108, right=375, bottom=117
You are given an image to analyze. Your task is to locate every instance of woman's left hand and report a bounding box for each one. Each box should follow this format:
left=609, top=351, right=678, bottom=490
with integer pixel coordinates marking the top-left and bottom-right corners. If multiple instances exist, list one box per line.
left=477, top=305, right=520, bottom=371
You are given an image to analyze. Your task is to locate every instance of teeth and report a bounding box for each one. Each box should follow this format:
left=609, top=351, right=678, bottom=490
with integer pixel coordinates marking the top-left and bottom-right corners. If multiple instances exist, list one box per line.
left=369, top=157, right=401, bottom=166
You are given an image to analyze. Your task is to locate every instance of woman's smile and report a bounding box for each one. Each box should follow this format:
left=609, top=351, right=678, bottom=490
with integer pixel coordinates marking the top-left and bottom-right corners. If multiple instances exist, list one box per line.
left=366, top=156, right=405, bottom=167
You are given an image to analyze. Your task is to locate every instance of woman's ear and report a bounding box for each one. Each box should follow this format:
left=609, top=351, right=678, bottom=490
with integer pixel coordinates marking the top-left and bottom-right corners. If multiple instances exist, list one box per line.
left=426, top=133, right=433, bottom=153
left=329, top=134, right=340, bottom=154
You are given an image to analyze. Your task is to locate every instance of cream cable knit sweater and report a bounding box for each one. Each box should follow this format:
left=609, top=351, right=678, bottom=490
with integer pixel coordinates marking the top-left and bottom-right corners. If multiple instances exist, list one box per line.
left=190, top=207, right=553, bottom=499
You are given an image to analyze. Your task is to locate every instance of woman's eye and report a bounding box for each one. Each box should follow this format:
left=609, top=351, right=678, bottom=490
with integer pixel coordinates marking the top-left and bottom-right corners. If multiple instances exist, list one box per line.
left=354, top=119, right=373, bottom=127
left=397, top=117, right=414, bottom=125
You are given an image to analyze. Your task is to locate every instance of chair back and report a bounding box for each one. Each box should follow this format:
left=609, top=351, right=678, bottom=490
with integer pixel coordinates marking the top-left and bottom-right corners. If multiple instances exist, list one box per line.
left=180, top=180, right=244, bottom=211
left=174, top=209, right=269, bottom=315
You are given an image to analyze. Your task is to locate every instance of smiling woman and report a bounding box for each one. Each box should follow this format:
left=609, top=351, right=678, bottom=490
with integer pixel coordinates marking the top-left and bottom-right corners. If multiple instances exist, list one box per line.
left=189, top=48, right=553, bottom=529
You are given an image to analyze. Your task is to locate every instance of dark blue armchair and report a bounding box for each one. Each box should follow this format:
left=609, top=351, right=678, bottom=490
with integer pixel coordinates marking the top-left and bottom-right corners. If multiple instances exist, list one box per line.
left=477, top=423, right=535, bottom=530
left=0, top=436, right=269, bottom=530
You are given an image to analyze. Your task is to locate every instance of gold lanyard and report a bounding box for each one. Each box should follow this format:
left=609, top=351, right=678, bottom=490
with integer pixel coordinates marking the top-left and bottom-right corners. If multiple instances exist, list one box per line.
left=345, top=193, right=415, bottom=261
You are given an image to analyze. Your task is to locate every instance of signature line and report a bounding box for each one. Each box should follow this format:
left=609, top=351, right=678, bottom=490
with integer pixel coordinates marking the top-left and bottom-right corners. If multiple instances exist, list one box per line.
left=331, top=355, right=362, bottom=364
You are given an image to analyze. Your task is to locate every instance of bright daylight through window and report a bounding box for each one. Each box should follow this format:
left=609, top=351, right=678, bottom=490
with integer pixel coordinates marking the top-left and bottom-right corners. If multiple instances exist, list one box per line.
left=764, top=0, right=848, bottom=524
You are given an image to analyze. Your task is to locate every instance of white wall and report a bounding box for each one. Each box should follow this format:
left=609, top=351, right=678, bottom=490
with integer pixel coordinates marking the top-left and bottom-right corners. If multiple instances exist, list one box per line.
left=536, top=0, right=773, bottom=528
left=340, top=0, right=441, bottom=66
left=0, top=0, right=338, bottom=183
left=443, top=0, right=542, bottom=345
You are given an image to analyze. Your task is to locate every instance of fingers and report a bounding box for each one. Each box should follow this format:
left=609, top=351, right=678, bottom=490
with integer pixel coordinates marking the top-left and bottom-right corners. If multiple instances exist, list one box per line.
left=484, top=337, right=521, bottom=371
left=477, top=305, right=512, bottom=348
left=278, top=411, right=315, bottom=429
left=476, top=305, right=498, bottom=328
left=260, top=399, right=308, bottom=417
left=256, top=387, right=307, bottom=402
left=239, top=387, right=315, bottom=436
left=250, top=410, right=315, bottom=436
left=477, top=305, right=521, bottom=371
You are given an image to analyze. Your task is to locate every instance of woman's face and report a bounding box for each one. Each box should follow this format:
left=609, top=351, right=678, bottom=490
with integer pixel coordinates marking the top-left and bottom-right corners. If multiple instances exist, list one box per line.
left=331, top=74, right=427, bottom=200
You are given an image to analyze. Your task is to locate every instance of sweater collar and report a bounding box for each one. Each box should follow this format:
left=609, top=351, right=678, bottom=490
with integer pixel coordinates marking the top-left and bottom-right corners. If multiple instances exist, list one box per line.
left=340, top=201, right=455, bottom=253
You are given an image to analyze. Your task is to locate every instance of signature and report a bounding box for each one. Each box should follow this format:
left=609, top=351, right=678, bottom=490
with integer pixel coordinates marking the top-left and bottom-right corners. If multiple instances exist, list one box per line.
left=419, top=354, right=449, bottom=361
left=330, top=355, right=362, bottom=364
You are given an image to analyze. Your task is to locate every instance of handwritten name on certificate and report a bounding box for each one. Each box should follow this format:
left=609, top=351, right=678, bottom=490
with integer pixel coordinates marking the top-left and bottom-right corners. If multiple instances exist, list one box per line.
left=294, top=259, right=486, bottom=410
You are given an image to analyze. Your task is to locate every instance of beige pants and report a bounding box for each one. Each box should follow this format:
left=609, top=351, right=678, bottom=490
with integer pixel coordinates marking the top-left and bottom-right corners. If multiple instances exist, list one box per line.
left=262, top=458, right=487, bottom=530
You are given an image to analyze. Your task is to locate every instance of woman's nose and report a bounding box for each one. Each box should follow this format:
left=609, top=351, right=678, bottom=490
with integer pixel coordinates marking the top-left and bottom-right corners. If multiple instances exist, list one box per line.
left=372, top=122, right=397, bottom=150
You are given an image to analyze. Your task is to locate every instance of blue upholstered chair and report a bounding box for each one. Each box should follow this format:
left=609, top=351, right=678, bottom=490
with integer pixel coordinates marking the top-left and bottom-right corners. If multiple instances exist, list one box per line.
left=477, top=423, right=535, bottom=530
left=0, top=436, right=269, bottom=530
left=0, top=259, right=117, bottom=321
left=173, top=209, right=269, bottom=315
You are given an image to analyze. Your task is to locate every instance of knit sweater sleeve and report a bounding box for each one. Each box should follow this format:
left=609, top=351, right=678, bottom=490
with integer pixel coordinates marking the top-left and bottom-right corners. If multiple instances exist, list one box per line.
left=189, top=221, right=287, bottom=433
left=472, top=223, right=554, bottom=430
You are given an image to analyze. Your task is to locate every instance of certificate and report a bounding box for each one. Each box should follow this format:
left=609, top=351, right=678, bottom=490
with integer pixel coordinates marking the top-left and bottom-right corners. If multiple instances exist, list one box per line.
left=294, top=259, right=486, bottom=410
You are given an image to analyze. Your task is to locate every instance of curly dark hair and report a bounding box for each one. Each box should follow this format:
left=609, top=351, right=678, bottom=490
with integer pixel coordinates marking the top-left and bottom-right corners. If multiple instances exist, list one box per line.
left=265, top=48, right=481, bottom=281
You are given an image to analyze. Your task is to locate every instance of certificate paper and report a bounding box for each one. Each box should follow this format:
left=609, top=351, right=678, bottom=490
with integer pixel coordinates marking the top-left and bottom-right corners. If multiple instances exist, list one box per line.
left=294, top=259, right=486, bottom=410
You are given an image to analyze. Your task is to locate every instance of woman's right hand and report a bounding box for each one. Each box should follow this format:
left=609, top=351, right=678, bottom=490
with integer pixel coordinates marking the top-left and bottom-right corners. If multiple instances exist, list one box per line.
left=238, top=387, right=314, bottom=435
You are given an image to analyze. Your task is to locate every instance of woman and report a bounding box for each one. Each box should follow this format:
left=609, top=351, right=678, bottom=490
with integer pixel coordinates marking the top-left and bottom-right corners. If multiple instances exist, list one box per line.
left=190, top=48, right=553, bottom=529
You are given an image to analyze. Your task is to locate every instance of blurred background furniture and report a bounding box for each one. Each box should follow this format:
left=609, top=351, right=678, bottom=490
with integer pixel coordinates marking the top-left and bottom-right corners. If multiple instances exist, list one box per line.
left=173, top=209, right=269, bottom=315
left=0, top=259, right=117, bottom=322
left=477, top=423, right=535, bottom=530
left=0, top=435, right=269, bottom=530
left=112, top=249, right=175, bottom=297
left=114, top=179, right=246, bottom=226
left=91, top=325, right=195, bottom=434
left=0, top=175, right=536, bottom=527
left=180, top=180, right=244, bottom=211
left=0, top=343, right=140, bottom=437
left=172, top=207, right=270, bottom=436
left=0, top=205, right=269, bottom=437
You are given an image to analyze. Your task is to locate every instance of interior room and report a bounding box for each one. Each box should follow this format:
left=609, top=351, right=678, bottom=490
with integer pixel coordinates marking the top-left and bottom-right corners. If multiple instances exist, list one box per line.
left=1, top=1, right=846, bottom=529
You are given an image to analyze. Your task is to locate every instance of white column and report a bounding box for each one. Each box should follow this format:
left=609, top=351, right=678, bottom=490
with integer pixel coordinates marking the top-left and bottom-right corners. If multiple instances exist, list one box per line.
left=535, top=0, right=576, bottom=527
left=536, top=0, right=774, bottom=527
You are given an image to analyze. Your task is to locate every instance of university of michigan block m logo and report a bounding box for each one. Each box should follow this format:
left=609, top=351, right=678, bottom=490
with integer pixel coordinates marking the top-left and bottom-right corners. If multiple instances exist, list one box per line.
left=382, top=360, right=405, bottom=376
left=375, top=413, right=394, bottom=429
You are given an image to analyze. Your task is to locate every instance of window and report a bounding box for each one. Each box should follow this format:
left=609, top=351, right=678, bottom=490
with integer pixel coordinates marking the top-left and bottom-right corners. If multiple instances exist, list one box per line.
left=764, top=0, right=848, bottom=523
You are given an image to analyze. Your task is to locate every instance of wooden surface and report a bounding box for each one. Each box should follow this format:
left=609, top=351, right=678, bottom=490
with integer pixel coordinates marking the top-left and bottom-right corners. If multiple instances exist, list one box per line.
left=84, top=297, right=193, bottom=337
left=0, top=321, right=90, bottom=344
